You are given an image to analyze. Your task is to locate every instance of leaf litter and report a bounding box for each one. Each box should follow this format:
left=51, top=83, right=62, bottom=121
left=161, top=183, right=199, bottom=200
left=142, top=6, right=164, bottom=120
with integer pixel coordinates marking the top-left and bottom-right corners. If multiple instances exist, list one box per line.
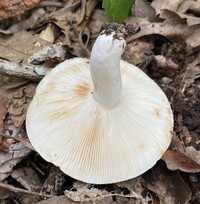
left=0, top=0, right=200, bottom=203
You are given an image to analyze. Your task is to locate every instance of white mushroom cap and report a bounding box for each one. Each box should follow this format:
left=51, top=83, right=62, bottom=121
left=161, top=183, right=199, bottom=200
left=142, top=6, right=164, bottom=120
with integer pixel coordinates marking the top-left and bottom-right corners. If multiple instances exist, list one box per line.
left=26, top=29, right=173, bottom=184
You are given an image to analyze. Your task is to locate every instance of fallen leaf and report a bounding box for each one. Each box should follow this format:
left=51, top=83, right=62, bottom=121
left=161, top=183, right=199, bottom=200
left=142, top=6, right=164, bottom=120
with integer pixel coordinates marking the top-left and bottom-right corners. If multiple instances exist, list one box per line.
left=185, top=146, right=200, bottom=164
left=151, top=0, right=200, bottom=26
left=11, top=167, right=42, bottom=191
left=0, top=142, right=31, bottom=181
left=0, top=30, right=51, bottom=63
left=147, top=162, right=191, bottom=204
left=162, top=150, right=200, bottom=173
left=0, top=8, right=46, bottom=34
left=132, top=0, right=159, bottom=22
left=125, top=17, right=200, bottom=53
left=39, top=24, right=55, bottom=43
left=35, top=0, right=100, bottom=57
left=65, top=181, right=112, bottom=203
left=116, top=177, right=151, bottom=203
left=32, top=196, right=77, bottom=204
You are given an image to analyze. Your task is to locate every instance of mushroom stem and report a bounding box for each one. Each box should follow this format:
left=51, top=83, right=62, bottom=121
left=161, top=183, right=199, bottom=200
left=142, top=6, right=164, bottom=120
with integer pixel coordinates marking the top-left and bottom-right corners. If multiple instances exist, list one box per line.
left=90, top=32, right=126, bottom=109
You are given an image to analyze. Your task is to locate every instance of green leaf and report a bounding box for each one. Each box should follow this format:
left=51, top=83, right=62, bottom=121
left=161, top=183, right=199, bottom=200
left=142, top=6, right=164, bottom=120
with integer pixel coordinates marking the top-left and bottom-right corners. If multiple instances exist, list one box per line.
left=102, top=0, right=135, bottom=23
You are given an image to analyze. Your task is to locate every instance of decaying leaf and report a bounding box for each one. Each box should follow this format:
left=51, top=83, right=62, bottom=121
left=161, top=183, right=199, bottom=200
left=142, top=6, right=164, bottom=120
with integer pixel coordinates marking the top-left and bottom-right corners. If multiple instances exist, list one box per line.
left=65, top=181, right=111, bottom=203
left=11, top=167, right=42, bottom=191
left=0, top=30, right=51, bottom=63
left=162, top=150, right=200, bottom=173
left=126, top=17, right=200, bottom=53
left=132, top=0, right=158, bottom=22
left=39, top=24, right=55, bottom=43
left=154, top=55, right=179, bottom=70
left=35, top=0, right=100, bottom=57
left=0, top=8, right=46, bottom=34
left=147, top=163, right=191, bottom=204
left=41, top=167, right=66, bottom=195
left=0, top=142, right=31, bottom=181
left=116, top=177, right=151, bottom=203
left=151, top=0, right=200, bottom=26
left=185, top=146, right=200, bottom=164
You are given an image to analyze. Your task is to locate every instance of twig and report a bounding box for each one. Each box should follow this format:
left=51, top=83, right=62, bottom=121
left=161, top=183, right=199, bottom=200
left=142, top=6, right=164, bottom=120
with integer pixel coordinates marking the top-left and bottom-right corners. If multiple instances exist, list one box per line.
left=0, top=59, right=48, bottom=82
left=0, top=182, right=53, bottom=198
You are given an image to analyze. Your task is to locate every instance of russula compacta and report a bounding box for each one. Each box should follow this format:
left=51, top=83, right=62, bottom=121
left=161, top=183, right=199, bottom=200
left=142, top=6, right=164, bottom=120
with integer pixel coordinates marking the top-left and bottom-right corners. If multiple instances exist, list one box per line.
left=26, top=26, right=173, bottom=184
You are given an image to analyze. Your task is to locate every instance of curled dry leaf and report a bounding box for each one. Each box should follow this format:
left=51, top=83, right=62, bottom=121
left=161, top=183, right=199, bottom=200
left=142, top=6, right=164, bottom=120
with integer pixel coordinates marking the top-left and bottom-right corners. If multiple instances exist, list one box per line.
left=126, top=17, right=200, bottom=53
left=151, top=0, right=200, bottom=26
left=35, top=0, right=100, bottom=57
left=162, top=150, right=200, bottom=173
left=0, top=0, right=41, bottom=20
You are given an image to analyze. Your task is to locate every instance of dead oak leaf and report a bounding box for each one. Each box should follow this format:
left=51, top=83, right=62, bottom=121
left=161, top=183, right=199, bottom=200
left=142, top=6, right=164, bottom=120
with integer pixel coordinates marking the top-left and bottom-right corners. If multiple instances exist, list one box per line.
left=151, top=0, right=200, bottom=26
left=147, top=166, right=191, bottom=204
left=162, top=150, right=200, bottom=173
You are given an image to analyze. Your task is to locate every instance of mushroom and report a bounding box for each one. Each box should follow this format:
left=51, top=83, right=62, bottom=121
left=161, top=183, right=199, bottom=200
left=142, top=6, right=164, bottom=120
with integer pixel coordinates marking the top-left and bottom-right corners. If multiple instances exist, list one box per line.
left=26, top=26, right=173, bottom=184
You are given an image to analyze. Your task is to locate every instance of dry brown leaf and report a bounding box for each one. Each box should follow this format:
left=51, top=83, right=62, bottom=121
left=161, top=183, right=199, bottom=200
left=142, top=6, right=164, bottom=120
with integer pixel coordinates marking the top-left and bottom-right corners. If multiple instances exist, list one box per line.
left=154, top=55, right=179, bottom=70
left=116, top=177, right=151, bottom=203
left=32, top=195, right=77, bottom=204
left=35, top=0, right=101, bottom=57
left=39, top=24, right=55, bottom=43
left=185, top=146, right=200, bottom=164
left=0, top=8, right=46, bottom=34
left=0, top=142, right=31, bottom=181
left=0, top=30, right=51, bottom=63
left=41, top=167, right=66, bottom=195
left=162, top=150, right=200, bottom=173
left=65, top=181, right=111, bottom=203
left=132, top=0, right=158, bottom=22
left=147, top=163, right=191, bottom=204
left=11, top=167, right=42, bottom=191
left=0, top=0, right=41, bottom=20
left=151, top=0, right=200, bottom=26
left=126, top=17, right=200, bottom=53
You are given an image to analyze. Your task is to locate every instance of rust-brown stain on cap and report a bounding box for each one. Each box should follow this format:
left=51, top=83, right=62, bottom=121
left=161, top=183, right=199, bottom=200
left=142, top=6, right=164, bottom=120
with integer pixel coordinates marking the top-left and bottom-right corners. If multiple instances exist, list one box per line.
left=74, top=83, right=90, bottom=98
left=139, top=143, right=146, bottom=150
left=155, top=108, right=161, bottom=118
left=49, top=109, right=69, bottom=121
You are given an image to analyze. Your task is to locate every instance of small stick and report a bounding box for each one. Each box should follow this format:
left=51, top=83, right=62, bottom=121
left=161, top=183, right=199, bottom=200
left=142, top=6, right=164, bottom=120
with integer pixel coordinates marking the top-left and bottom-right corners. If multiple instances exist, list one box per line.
left=0, top=182, right=53, bottom=198
left=0, top=59, right=48, bottom=82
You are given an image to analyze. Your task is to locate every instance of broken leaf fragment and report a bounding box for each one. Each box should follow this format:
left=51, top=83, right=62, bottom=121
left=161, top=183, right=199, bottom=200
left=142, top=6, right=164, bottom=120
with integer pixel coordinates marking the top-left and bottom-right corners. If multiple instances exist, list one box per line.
left=162, top=150, right=200, bottom=173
